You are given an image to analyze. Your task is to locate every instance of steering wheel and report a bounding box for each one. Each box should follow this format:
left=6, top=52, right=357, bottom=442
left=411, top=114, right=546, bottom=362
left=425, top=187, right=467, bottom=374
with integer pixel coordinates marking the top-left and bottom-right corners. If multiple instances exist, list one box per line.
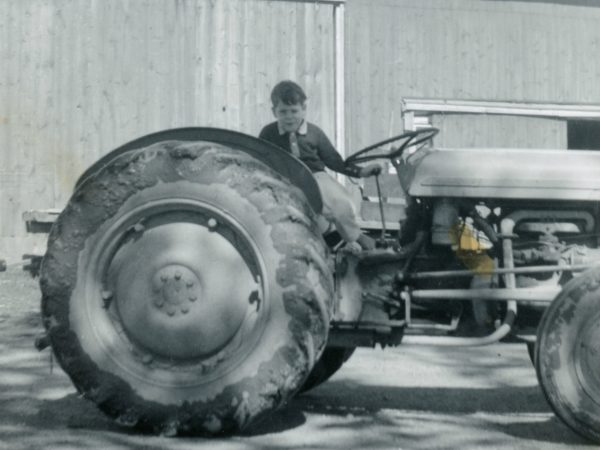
left=345, top=128, right=439, bottom=165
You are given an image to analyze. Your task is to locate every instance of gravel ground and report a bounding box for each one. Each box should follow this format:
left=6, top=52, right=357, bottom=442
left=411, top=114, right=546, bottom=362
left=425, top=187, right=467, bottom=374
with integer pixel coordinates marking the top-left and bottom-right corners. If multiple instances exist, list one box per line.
left=0, top=267, right=597, bottom=450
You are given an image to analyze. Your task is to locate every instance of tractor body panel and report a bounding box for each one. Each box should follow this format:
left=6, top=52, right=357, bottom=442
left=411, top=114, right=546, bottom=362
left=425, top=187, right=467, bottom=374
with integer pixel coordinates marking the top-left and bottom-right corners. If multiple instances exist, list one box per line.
left=401, top=147, right=600, bottom=201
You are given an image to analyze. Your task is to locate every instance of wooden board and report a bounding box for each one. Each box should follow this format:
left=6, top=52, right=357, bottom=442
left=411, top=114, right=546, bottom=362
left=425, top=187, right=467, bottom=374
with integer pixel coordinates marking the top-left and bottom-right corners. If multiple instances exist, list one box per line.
left=346, top=0, right=600, bottom=150
left=0, top=0, right=339, bottom=261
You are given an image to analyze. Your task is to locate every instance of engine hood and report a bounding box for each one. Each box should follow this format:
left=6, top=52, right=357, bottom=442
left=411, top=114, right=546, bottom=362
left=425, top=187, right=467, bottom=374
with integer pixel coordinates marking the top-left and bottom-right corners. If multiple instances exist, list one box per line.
left=401, top=147, right=600, bottom=201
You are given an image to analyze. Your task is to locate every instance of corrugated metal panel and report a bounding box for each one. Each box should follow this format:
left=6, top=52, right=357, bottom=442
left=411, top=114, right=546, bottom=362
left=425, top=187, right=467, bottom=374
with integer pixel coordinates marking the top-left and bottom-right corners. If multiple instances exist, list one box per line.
left=0, top=0, right=337, bottom=261
left=346, top=0, right=600, bottom=150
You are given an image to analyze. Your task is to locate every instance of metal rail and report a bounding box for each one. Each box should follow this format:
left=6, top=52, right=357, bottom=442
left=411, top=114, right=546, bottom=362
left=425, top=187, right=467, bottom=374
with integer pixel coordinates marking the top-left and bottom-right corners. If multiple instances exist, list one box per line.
left=401, top=263, right=597, bottom=280
left=403, top=215, right=521, bottom=346
left=374, top=174, right=387, bottom=242
left=410, top=287, right=559, bottom=302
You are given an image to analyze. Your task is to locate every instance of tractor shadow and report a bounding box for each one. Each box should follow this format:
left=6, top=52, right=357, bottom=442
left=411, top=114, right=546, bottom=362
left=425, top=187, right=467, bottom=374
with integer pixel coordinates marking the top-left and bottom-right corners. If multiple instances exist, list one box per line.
left=289, top=381, right=589, bottom=446
left=14, top=369, right=589, bottom=445
left=0, top=368, right=592, bottom=447
left=242, top=406, right=307, bottom=436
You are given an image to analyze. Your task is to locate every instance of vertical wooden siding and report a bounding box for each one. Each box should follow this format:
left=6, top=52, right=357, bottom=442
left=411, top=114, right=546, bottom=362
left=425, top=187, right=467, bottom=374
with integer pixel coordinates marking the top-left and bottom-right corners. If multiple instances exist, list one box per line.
left=346, top=0, right=600, bottom=150
left=0, top=0, right=336, bottom=261
left=432, top=114, right=567, bottom=149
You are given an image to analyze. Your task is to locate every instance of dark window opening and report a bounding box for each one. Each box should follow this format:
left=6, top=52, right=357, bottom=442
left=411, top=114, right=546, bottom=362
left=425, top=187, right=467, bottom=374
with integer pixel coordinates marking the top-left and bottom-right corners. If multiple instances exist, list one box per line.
left=568, top=120, right=600, bottom=150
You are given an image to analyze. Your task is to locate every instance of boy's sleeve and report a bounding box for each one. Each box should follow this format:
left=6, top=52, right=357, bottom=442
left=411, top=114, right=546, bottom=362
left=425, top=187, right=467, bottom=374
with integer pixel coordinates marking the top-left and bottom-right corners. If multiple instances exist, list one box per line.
left=316, top=129, right=362, bottom=178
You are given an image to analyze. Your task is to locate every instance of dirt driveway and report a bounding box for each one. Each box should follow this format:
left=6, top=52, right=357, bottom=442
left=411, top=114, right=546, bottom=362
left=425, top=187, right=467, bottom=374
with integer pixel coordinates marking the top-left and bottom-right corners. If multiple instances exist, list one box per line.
left=0, top=267, right=597, bottom=450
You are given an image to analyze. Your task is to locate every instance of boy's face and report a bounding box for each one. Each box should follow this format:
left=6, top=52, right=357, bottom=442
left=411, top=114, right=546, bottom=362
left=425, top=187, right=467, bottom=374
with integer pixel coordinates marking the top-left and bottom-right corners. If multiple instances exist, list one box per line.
left=272, top=101, right=306, bottom=133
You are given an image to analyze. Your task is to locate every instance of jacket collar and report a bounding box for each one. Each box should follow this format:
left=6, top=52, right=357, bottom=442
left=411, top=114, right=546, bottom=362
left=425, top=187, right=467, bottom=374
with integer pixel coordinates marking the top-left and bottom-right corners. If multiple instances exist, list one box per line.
left=278, top=120, right=308, bottom=136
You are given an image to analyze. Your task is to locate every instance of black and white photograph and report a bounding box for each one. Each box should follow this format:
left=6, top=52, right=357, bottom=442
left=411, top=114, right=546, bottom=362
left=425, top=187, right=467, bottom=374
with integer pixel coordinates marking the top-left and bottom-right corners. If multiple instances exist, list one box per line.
left=2, top=0, right=600, bottom=448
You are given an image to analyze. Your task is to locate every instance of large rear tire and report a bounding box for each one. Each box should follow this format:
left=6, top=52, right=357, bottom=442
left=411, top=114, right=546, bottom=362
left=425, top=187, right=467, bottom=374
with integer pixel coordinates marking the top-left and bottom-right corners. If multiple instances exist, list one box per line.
left=40, top=141, right=333, bottom=435
left=300, top=347, right=355, bottom=393
left=536, top=267, right=600, bottom=443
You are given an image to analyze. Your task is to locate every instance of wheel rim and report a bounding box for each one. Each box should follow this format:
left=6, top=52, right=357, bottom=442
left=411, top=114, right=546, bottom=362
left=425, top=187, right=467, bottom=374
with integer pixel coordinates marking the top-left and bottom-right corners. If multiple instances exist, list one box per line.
left=71, top=197, right=268, bottom=389
left=575, top=310, right=600, bottom=404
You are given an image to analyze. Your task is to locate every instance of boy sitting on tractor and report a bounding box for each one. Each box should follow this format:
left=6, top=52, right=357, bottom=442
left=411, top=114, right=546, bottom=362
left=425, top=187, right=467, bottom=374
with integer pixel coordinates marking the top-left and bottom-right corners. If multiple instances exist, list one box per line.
left=259, top=80, right=381, bottom=250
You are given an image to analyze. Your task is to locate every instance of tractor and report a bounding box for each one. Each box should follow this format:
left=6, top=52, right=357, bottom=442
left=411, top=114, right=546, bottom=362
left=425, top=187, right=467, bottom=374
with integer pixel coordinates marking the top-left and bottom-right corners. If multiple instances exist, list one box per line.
left=39, top=127, right=600, bottom=441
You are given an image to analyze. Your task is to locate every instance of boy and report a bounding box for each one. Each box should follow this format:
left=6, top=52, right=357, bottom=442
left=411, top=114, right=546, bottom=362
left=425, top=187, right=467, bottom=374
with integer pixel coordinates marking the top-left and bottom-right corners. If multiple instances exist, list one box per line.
left=259, top=80, right=381, bottom=250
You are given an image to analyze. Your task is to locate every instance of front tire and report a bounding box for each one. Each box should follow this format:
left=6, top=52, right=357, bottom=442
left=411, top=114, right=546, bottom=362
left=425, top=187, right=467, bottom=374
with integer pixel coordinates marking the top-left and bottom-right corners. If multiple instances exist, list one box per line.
left=41, top=141, right=333, bottom=435
left=536, top=268, right=600, bottom=443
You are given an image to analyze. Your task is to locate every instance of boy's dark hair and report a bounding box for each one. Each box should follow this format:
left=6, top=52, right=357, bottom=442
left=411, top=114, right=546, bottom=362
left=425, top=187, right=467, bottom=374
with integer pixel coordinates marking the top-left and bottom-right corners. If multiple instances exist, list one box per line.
left=270, top=80, right=307, bottom=106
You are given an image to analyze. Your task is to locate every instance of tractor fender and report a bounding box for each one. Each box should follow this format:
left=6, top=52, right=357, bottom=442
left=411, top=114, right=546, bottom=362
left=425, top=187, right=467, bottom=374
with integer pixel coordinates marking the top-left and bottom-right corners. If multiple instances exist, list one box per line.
left=75, top=127, right=323, bottom=214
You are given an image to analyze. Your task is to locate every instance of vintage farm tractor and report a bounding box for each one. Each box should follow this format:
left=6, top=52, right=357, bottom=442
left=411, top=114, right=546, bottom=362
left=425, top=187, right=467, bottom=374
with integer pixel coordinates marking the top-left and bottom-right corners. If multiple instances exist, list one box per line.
left=40, top=127, right=600, bottom=440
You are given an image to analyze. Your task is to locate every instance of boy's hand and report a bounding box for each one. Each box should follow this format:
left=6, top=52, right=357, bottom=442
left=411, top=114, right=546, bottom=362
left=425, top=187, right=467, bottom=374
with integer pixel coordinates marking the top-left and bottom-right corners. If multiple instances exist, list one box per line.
left=359, top=163, right=383, bottom=178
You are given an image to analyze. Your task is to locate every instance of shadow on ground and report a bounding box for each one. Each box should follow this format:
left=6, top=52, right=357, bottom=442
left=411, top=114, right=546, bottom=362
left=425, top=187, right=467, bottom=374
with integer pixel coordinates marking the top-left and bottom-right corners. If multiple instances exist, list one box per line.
left=295, top=382, right=587, bottom=446
left=298, top=382, right=548, bottom=415
left=0, top=268, right=595, bottom=449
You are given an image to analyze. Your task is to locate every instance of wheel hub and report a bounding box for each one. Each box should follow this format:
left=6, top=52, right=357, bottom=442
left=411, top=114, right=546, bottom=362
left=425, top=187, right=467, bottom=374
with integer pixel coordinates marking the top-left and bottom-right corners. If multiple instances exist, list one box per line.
left=104, top=208, right=261, bottom=362
left=151, top=265, right=201, bottom=315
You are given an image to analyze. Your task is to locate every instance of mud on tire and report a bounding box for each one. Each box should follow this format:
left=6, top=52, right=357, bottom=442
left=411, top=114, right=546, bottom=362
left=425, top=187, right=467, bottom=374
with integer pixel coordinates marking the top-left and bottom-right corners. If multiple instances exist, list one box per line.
left=40, top=141, right=333, bottom=435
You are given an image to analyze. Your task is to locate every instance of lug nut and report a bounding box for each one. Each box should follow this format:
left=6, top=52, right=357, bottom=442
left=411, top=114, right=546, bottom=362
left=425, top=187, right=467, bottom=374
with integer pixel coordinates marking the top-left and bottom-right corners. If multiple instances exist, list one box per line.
left=181, top=306, right=189, bottom=314
left=207, top=218, right=218, bottom=229
left=133, top=223, right=145, bottom=233
left=189, top=295, right=197, bottom=302
left=175, top=271, right=182, bottom=280
left=142, top=354, right=153, bottom=365
left=248, top=290, right=261, bottom=310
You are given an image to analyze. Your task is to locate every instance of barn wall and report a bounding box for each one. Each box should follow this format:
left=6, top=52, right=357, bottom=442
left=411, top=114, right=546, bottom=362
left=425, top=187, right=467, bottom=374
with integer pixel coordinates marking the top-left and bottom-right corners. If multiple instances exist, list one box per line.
left=0, top=0, right=338, bottom=261
left=345, top=0, right=600, bottom=150
left=432, top=114, right=567, bottom=149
